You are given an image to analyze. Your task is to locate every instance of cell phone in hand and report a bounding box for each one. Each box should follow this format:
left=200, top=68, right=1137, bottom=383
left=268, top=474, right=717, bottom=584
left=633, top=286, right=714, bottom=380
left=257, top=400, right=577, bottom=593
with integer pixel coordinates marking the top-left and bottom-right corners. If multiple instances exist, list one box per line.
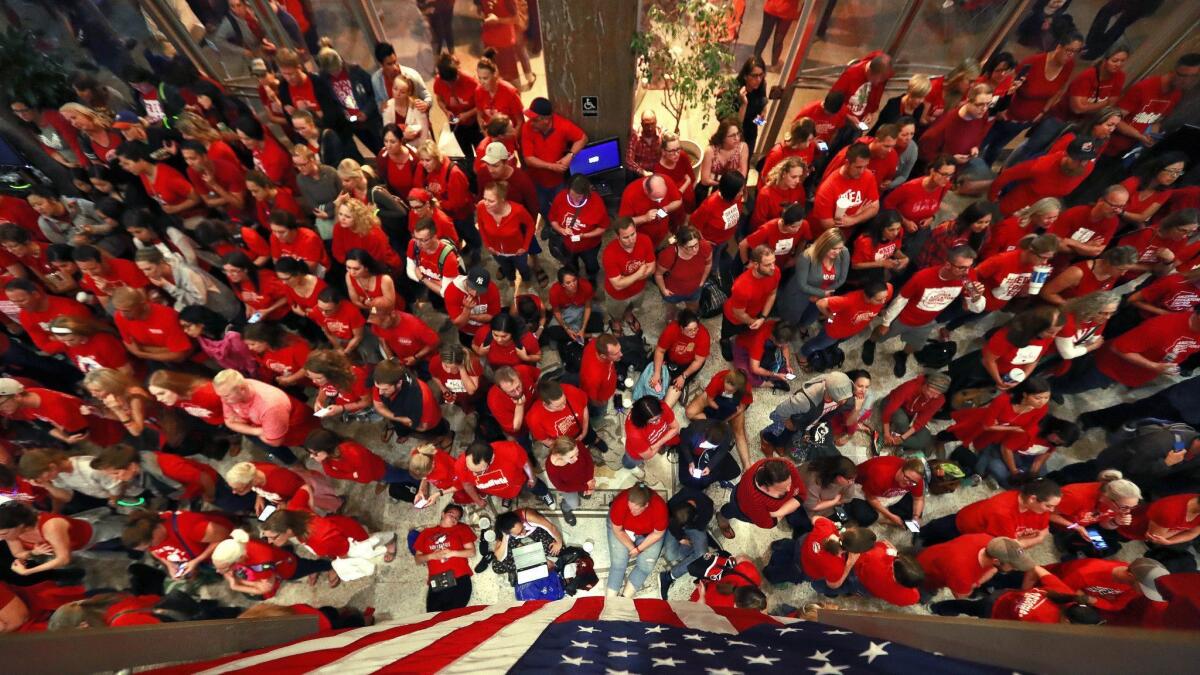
left=258, top=504, right=278, bottom=522
left=1016, top=64, right=1031, bottom=81
left=833, top=506, right=847, bottom=521
left=655, top=208, right=668, bottom=219
left=816, top=141, right=829, bottom=152
left=904, top=520, right=921, bottom=533
left=1085, top=527, right=1108, bottom=551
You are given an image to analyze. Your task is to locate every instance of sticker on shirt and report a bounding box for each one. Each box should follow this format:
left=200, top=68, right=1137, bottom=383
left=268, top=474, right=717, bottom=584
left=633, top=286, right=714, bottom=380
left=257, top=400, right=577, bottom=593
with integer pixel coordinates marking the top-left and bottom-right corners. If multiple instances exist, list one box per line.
left=721, top=204, right=740, bottom=230
left=1010, top=344, right=1044, bottom=365
left=473, top=468, right=511, bottom=492
left=1070, top=227, right=1097, bottom=243
left=773, top=238, right=795, bottom=255
left=182, top=405, right=214, bottom=419
left=445, top=378, right=466, bottom=393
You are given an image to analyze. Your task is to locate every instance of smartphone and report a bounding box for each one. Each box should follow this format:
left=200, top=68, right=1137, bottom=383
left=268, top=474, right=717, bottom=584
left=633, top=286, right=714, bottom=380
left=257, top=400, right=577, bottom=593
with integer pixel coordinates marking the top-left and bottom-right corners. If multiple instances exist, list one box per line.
left=258, top=504, right=278, bottom=522
left=1085, top=527, right=1109, bottom=552
left=833, top=506, right=847, bottom=521
left=784, top=373, right=797, bottom=381
left=753, top=116, right=766, bottom=127
left=247, top=312, right=263, bottom=324
left=857, top=121, right=869, bottom=132
left=904, top=520, right=921, bottom=533
left=655, top=208, right=668, bottom=219
left=1016, top=64, right=1032, bottom=81
left=816, top=141, right=829, bottom=152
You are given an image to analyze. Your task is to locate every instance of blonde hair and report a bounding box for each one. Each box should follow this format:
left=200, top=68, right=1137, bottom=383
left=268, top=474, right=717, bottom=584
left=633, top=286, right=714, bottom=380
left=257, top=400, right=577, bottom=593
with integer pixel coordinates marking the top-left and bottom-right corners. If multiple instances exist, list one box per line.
left=907, top=74, right=932, bottom=98
left=82, top=368, right=136, bottom=398
left=291, top=143, right=316, bottom=161
left=315, top=38, right=343, bottom=73
left=766, top=156, right=807, bottom=186
left=49, top=314, right=115, bottom=338
left=336, top=196, right=380, bottom=236
left=58, top=102, right=109, bottom=128
left=336, top=158, right=375, bottom=185
left=1098, top=469, right=1142, bottom=502
left=224, top=462, right=259, bottom=490
left=550, top=437, right=576, bottom=456
left=806, top=229, right=845, bottom=263
left=212, top=369, right=246, bottom=395
left=416, top=139, right=443, bottom=163
left=391, top=74, right=415, bottom=97
left=1015, top=197, right=1062, bottom=224
left=408, top=444, right=439, bottom=478
left=212, top=529, right=252, bottom=567
left=275, top=48, right=302, bottom=69
left=176, top=111, right=222, bottom=143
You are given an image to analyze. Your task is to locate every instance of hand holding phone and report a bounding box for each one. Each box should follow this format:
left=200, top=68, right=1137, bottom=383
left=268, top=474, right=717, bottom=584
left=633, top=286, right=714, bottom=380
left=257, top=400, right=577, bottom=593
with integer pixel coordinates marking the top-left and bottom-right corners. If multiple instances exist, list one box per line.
left=904, top=520, right=921, bottom=533
left=655, top=208, right=668, bottom=219
left=258, top=504, right=278, bottom=522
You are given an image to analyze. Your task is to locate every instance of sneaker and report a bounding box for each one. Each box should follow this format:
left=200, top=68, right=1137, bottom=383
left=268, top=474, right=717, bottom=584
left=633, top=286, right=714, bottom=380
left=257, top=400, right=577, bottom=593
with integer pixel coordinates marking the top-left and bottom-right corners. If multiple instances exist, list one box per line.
left=861, top=340, right=876, bottom=365
left=562, top=510, right=577, bottom=526
left=892, top=352, right=908, bottom=378
left=720, top=338, right=734, bottom=361
left=659, top=571, right=674, bottom=600
left=770, top=379, right=790, bottom=392
left=718, top=480, right=736, bottom=489
left=474, top=553, right=493, bottom=573
left=539, top=492, right=556, bottom=509
left=502, top=498, right=513, bottom=509
left=594, top=439, right=609, bottom=453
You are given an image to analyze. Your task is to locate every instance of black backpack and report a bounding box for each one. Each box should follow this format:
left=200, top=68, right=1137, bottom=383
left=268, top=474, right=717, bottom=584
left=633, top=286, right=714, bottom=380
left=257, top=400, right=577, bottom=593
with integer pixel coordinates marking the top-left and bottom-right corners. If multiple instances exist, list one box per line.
left=556, top=546, right=598, bottom=595
left=806, top=345, right=845, bottom=372
left=914, top=339, right=958, bottom=369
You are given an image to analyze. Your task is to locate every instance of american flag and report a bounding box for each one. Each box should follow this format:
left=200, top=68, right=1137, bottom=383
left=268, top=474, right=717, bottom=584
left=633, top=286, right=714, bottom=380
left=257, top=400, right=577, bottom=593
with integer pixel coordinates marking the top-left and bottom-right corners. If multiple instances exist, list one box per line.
left=149, top=599, right=1007, bottom=674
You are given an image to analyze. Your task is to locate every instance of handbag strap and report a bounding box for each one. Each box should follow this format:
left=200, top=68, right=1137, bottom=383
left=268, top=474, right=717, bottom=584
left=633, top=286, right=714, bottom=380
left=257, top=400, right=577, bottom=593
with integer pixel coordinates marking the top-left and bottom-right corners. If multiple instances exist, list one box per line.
left=168, top=512, right=199, bottom=560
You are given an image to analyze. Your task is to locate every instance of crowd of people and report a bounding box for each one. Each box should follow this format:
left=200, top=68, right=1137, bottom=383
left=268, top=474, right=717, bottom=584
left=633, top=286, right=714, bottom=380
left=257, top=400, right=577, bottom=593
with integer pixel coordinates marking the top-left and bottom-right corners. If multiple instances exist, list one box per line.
left=0, top=0, right=1199, bottom=637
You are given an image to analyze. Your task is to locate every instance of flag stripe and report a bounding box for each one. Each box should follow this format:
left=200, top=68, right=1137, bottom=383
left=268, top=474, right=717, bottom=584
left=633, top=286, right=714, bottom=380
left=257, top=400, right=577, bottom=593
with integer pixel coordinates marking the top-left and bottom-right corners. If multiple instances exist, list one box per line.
left=597, top=596, right=641, bottom=622
left=436, top=600, right=577, bottom=674
left=372, top=601, right=549, bottom=674
left=634, top=598, right=686, bottom=627
left=671, top=600, right=738, bottom=634
left=194, top=607, right=487, bottom=675
left=552, top=595, right=605, bottom=623
left=710, top=606, right=784, bottom=632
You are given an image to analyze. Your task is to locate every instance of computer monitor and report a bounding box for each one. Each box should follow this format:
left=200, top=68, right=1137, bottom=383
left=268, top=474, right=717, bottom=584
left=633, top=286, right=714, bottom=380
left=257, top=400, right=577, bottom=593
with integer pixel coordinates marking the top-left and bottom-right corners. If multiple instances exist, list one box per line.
left=570, top=138, right=622, bottom=176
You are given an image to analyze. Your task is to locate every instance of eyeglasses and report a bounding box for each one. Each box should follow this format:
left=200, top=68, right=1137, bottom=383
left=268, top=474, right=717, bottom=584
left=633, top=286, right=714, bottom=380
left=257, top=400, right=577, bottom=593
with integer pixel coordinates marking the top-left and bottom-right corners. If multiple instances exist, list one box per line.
left=413, top=236, right=434, bottom=245
left=1102, top=199, right=1127, bottom=212
left=935, top=171, right=957, bottom=178
left=950, top=263, right=973, bottom=271
left=1161, top=168, right=1185, bottom=176
left=664, top=146, right=682, bottom=153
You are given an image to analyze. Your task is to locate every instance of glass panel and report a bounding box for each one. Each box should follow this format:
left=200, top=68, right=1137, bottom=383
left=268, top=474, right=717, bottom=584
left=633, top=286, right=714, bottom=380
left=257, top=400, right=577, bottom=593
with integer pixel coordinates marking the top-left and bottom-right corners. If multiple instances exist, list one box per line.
left=894, top=1, right=1015, bottom=68
left=999, top=0, right=1182, bottom=64
left=308, top=0, right=374, bottom=69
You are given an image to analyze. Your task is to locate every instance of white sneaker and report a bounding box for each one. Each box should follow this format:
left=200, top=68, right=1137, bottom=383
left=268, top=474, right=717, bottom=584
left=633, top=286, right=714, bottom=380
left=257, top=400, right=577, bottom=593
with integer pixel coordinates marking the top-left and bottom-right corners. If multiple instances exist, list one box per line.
left=621, top=581, right=636, bottom=597
left=606, top=586, right=618, bottom=598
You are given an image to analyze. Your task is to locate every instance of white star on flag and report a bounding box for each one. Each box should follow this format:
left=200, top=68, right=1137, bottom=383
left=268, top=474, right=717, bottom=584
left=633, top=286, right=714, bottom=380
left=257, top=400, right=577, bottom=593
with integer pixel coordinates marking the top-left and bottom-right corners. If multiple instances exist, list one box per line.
left=694, top=648, right=722, bottom=656
left=824, top=630, right=852, bottom=635
left=649, top=641, right=676, bottom=649
left=778, top=627, right=800, bottom=634
left=611, top=636, right=636, bottom=643
left=609, top=650, right=636, bottom=658
left=652, top=657, right=684, bottom=667
left=705, top=669, right=743, bottom=675
left=570, top=640, right=595, bottom=649
left=561, top=655, right=592, bottom=665
left=646, top=625, right=668, bottom=633
left=682, top=633, right=704, bottom=641
left=576, top=626, right=598, bottom=633
left=809, top=663, right=849, bottom=675
left=809, top=649, right=833, bottom=662
left=745, top=654, right=780, bottom=665
left=860, top=641, right=891, bottom=663
left=728, top=640, right=754, bottom=647
left=606, top=670, right=635, bottom=675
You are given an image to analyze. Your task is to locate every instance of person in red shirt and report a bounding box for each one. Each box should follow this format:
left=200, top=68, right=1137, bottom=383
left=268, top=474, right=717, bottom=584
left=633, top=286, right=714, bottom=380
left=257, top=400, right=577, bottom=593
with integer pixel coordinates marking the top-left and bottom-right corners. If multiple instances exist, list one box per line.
left=856, top=455, right=925, bottom=528
left=405, top=213, right=461, bottom=303
left=762, top=117, right=818, bottom=178
left=73, top=245, right=150, bottom=307
left=716, top=458, right=805, bottom=538
left=47, top=315, right=133, bottom=376
left=90, top=444, right=221, bottom=504
left=655, top=226, right=713, bottom=314
left=920, top=480, right=1061, bottom=548
left=884, top=156, right=954, bottom=246
left=413, top=141, right=473, bottom=223
left=477, top=181, right=535, bottom=282
left=606, top=484, right=668, bottom=597
left=918, top=534, right=1035, bottom=598
left=855, top=540, right=924, bottom=607
left=485, top=364, right=539, bottom=444
left=1044, top=558, right=1141, bottom=618
left=546, top=267, right=602, bottom=344
left=917, top=83, right=995, bottom=171
left=235, top=116, right=296, bottom=190
left=850, top=210, right=909, bottom=285
left=740, top=204, right=810, bottom=271
left=371, top=360, right=449, bottom=444
left=413, top=504, right=477, bottom=611
left=720, top=246, right=779, bottom=359
left=802, top=280, right=891, bottom=364
left=823, top=127, right=900, bottom=191
left=544, top=436, right=596, bottom=528
left=267, top=212, right=327, bottom=274
left=811, top=143, right=880, bottom=233
left=6, top=280, right=93, bottom=356
left=260, top=509, right=389, bottom=575
left=989, top=139, right=1098, bottom=215
left=932, top=565, right=1097, bottom=623
left=578, top=334, right=621, bottom=419
left=520, top=97, right=587, bottom=210
left=981, top=32, right=1083, bottom=166
left=688, top=555, right=765, bottom=608
left=830, top=51, right=893, bottom=127
left=181, top=140, right=247, bottom=216
left=799, top=516, right=877, bottom=596
left=526, top=378, right=601, bottom=455
left=305, top=351, right=371, bottom=417
left=455, top=440, right=552, bottom=508
left=1058, top=305, right=1200, bottom=393
left=473, top=54, right=524, bottom=133
left=243, top=323, right=310, bottom=388
left=1106, top=53, right=1200, bottom=158
left=750, top=156, right=806, bottom=229
left=651, top=309, right=710, bottom=398
left=0, top=379, right=124, bottom=448
left=473, top=314, right=540, bottom=370
left=879, top=372, right=950, bottom=454
left=793, top=91, right=849, bottom=144
left=371, top=310, right=438, bottom=367
left=690, top=172, right=746, bottom=255
left=1129, top=267, right=1200, bottom=319
left=213, top=529, right=334, bottom=598
left=548, top=175, right=609, bottom=281
left=444, top=268, right=503, bottom=344
left=601, top=218, right=656, bottom=328
left=110, top=288, right=193, bottom=366
left=122, top=509, right=233, bottom=579
left=1050, top=186, right=1129, bottom=262
left=115, top=142, right=203, bottom=224
left=622, top=396, right=680, bottom=469
left=434, top=52, right=483, bottom=163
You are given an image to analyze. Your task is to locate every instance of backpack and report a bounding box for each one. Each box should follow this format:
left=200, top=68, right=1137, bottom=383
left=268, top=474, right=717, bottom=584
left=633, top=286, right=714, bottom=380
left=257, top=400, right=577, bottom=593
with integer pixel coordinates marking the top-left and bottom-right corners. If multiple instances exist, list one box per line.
left=1107, top=418, right=1196, bottom=448
left=806, top=345, right=845, bottom=372
left=929, top=460, right=966, bottom=495
left=557, top=545, right=598, bottom=595
left=515, top=571, right=565, bottom=601
left=951, top=387, right=994, bottom=410
left=914, top=339, right=958, bottom=369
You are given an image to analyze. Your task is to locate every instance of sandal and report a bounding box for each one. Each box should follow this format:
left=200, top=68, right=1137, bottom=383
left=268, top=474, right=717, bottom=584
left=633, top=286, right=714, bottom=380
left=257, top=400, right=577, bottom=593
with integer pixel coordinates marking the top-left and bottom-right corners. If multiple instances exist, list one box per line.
left=328, top=570, right=341, bottom=588
left=623, top=311, right=642, bottom=335
left=533, top=265, right=550, bottom=287
left=383, top=539, right=398, bottom=563
left=717, top=517, right=735, bottom=540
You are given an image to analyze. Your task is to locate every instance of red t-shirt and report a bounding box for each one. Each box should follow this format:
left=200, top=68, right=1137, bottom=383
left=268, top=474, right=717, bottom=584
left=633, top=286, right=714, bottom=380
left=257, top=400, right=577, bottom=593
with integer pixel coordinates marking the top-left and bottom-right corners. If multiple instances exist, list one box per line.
left=1050, top=205, right=1118, bottom=254
left=474, top=80, right=524, bottom=129
left=851, top=232, right=903, bottom=265
left=80, top=258, right=150, bottom=302
left=549, top=190, right=609, bottom=253
left=477, top=202, right=535, bottom=255
left=1053, top=65, right=1125, bottom=122
left=579, top=340, right=617, bottom=402
left=993, top=152, right=1091, bottom=215
left=1054, top=482, right=1114, bottom=528
left=114, top=303, right=192, bottom=353
left=414, top=523, right=476, bottom=579
left=235, top=540, right=297, bottom=598
left=176, top=382, right=225, bottom=425
left=308, top=300, right=365, bottom=342
left=548, top=278, right=595, bottom=310
left=419, top=447, right=463, bottom=492
left=141, top=164, right=197, bottom=212
left=883, top=177, right=948, bottom=224
left=378, top=150, right=416, bottom=197
left=485, top=364, right=539, bottom=435
left=617, top=176, right=683, bottom=247
left=316, top=365, right=369, bottom=407
left=690, top=193, right=744, bottom=245
left=150, top=511, right=232, bottom=565
left=986, top=326, right=1054, bottom=374
left=414, top=159, right=473, bottom=220
left=957, top=490, right=1050, bottom=540
left=253, top=462, right=308, bottom=510
left=824, top=140, right=898, bottom=190
left=761, top=141, right=817, bottom=178
left=270, top=226, right=328, bottom=270
left=373, top=312, right=439, bottom=363
left=823, top=286, right=892, bottom=339
left=1137, top=273, right=1200, bottom=316
left=252, top=135, right=296, bottom=190
left=609, top=490, right=669, bottom=536
left=1008, top=53, right=1074, bottom=121
left=520, top=114, right=585, bottom=188
left=916, top=533, right=993, bottom=595
left=256, top=335, right=310, bottom=384
left=454, top=441, right=528, bottom=500
left=1147, top=493, right=1200, bottom=532
left=800, top=516, right=848, bottom=582
left=811, top=169, right=880, bottom=230
left=990, top=578, right=1075, bottom=623
left=1096, top=311, right=1200, bottom=386
left=750, top=183, right=806, bottom=229
left=443, top=281, right=502, bottom=335
left=793, top=100, right=848, bottom=142
left=656, top=240, right=713, bottom=297
left=433, top=72, right=479, bottom=115
left=723, top=267, right=781, bottom=324
left=233, top=271, right=290, bottom=321
left=1045, top=558, right=1138, bottom=612
left=856, top=455, right=924, bottom=500
left=429, top=352, right=484, bottom=408
left=744, top=218, right=810, bottom=268
left=855, top=542, right=920, bottom=606
left=624, top=401, right=677, bottom=460
left=301, top=515, right=369, bottom=559
left=830, top=50, right=889, bottom=118
left=333, top=224, right=401, bottom=268
left=893, top=265, right=974, bottom=327
left=734, top=459, right=805, bottom=529
left=17, top=296, right=94, bottom=354
left=1106, top=76, right=1183, bottom=156
left=473, top=327, right=541, bottom=368
left=975, top=250, right=1036, bottom=311
left=153, top=453, right=219, bottom=499
left=705, top=369, right=754, bottom=407
left=525, top=383, right=589, bottom=443
left=63, top=332, right=131, bottom=374
left=602, top=233, right=656, bottom=300
left=546, top=449, right=594, bottom=493
left=188, top=158, right=246, bottom=205
left=657, top=321, right=711, bottom=366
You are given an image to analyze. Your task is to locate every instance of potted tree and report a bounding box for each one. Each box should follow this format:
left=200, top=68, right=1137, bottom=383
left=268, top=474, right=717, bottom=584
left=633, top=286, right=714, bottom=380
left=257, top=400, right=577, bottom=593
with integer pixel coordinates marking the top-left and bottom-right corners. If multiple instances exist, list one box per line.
left=631, top=0, right=741, bottom=168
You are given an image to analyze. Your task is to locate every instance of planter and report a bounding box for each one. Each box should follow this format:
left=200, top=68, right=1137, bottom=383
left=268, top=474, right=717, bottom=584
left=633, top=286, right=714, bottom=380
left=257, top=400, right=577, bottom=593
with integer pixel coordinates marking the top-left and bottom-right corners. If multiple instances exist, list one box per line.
left=679, top=138, right=703, bottom=171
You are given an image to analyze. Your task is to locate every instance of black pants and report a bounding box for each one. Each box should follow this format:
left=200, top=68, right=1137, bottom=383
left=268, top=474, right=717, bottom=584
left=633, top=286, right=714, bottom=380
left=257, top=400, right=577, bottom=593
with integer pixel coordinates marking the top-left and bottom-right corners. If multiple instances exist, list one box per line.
left=753, top=13, right=796, bottom=65
left=452, top=121, right=483, bottom=164
left=425, top=7, right=456, bottom=54
left=843, top=498, right=880, bottom=527
left=288, top=555, right=334, bottom=580
left=246, top=436, right=299, bottom=465
left=931, top=591, right=1001, bottom=618
left=919, top=513, right=961, bottom=547
left=427, top=575, right=473, bottom=611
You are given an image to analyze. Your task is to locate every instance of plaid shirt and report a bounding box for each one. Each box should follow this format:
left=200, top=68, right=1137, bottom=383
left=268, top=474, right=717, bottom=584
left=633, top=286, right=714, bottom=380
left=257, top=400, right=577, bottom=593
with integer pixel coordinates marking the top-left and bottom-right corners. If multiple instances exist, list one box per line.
left=627, top=126, right=664, bottom=173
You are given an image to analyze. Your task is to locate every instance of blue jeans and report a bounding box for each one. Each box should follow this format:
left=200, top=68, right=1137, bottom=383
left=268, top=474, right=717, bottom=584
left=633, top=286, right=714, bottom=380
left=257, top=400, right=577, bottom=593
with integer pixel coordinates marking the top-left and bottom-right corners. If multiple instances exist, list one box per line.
left=383, top=465, right=418, bottom=485
left=1004, top=116, right=1067, bottom=168
left=606, top=529, right=665, bottom=593
left=981, top=118, right=1033, bottom=166
left=800, top=326, right=839, bottom=358
left=811, top=573, right=866, bottom=597
left=976, top=445, right=1048, bottom=489
left=621, top=453, right=644, bottom=470
left=663, top=527, right=707, bottom=579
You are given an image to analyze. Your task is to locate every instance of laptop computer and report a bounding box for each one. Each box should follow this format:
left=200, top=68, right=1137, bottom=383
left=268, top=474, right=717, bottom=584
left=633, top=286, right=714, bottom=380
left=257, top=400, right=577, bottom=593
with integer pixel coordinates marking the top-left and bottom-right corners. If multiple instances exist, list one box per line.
left=512, top=542, right=550, bottom=585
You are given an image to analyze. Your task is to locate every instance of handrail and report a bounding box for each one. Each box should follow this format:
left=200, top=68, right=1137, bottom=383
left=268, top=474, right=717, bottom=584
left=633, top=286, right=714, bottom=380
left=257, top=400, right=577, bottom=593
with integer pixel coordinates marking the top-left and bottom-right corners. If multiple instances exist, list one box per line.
left=0, top=614, right=319, bottom=675
left=817, top=608, right=1200, bottom=675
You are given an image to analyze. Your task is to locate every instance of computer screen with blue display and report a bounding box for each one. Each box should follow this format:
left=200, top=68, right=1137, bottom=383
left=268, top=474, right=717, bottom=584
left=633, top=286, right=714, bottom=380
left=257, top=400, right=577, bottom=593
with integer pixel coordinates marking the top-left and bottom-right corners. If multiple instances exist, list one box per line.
left=570, top=138, right=622, bottom=176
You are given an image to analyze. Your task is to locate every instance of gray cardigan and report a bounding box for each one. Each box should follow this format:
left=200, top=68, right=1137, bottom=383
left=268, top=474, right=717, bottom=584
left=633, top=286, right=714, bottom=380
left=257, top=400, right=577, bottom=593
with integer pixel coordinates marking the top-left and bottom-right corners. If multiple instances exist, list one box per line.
left=778, top=248, right=849, bottom=325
